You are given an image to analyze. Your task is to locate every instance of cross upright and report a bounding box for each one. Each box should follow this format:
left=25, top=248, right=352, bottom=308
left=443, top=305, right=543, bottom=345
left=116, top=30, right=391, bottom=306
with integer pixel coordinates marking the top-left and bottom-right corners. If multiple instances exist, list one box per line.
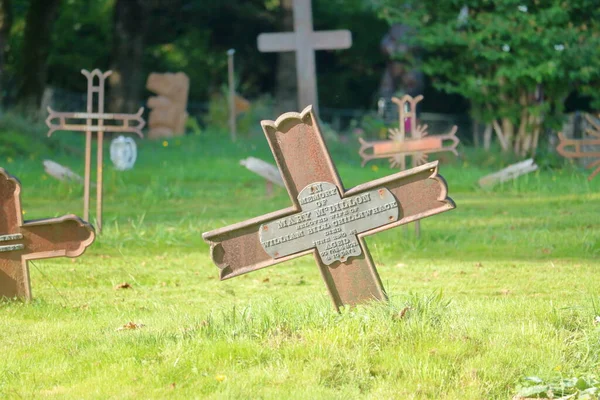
left=257, top=0, right=352, bottom=113
left=46, top=69, right=145, bottom=233
left=203, top=106, right=455, bottom=311
left=0, top=169, right=95, bottom=300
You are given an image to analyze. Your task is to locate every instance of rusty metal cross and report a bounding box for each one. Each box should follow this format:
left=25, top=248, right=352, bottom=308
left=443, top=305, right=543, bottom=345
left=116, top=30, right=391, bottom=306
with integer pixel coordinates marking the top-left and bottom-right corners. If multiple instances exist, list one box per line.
left=203, top=106, right=455, bottom=311
left=0, top=169, right=95, bottom=300
left=46, top=69, right=145, bottom=233
left=359, top=95, right=459, bottom=169
left=557, top=113, right=600, bottom=181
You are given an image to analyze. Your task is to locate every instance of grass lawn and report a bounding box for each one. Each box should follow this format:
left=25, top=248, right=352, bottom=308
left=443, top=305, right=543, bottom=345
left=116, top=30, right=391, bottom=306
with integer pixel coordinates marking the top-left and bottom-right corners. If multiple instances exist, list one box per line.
left=1, top=130, right=599, bottom=399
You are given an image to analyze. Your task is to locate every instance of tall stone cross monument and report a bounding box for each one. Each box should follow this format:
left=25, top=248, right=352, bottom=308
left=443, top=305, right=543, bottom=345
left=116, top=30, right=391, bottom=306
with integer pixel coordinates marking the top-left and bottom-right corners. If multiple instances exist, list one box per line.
left=203, top=106, right=455, bottom=311
left=257, top=0, right=352, bottom=114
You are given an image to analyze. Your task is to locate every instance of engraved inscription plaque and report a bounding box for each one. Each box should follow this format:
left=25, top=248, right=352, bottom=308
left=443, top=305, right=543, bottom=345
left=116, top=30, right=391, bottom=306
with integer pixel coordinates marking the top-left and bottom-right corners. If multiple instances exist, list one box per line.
left=259, top=182, right=399, bottom=264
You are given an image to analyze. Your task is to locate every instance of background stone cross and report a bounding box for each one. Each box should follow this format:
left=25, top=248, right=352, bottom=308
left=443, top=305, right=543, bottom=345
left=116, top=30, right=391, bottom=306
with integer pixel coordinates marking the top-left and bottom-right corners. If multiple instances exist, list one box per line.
left=0, top=169, right=95, bottom=300
left=257, top=0, right=352, bottom=114
left=203, top=106, right=455, bottom=311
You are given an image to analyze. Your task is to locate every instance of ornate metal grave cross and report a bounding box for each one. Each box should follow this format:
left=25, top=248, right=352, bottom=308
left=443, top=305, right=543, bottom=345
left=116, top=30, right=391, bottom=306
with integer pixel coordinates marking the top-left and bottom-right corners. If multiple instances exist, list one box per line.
left=46, top=69, right=145, bottom=233
left=203, top=106, right=455, bottom=311
left=0, top=169, right=95, bottom=300
left=359, top=95, right=459, bottom=169
left=257, top=0, right=352, bottom=113
left=557, top=113, right=600, bottom=181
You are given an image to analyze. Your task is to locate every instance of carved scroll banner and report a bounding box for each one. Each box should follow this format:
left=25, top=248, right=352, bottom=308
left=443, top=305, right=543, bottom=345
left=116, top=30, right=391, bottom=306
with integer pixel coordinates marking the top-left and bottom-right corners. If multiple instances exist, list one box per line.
left=0, top=169, right=95, bottom=300
left=203, top=106, right=455, bottom=311
left=557, top=113, right=600, bottom=181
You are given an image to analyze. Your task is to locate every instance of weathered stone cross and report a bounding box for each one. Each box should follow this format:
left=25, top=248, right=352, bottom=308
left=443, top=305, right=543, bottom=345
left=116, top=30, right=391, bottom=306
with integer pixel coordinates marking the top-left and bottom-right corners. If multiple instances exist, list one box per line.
left=0, top=169, right=95, bottom=300
left=257, top=0, right=352, bottom=113
left=203, top=106, right=455, bottom=311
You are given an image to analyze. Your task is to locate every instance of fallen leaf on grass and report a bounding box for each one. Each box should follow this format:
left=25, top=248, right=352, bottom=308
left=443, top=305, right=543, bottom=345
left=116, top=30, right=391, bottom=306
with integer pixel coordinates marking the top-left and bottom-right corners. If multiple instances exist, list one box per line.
left=500, top=289, right=511, bottom=296
left=114, top=282, right=132, bottom=290
left=594, top=316, right=600, bottom=325
left=215, top=374, right=227, bottom=382
left=475, top=262, right=483, bottom=268
left=541, top=248, right=552, bottom=254
left=170, top=383, right=176, bottom=389
left=262, top=277, right=270, bottom=283
left=116, top=322, right=145, bottom=331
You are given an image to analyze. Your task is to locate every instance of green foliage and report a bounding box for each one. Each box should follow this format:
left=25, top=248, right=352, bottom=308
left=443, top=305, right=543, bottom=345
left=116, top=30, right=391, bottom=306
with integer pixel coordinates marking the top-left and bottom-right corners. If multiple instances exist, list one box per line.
left=205, top=86, right=274, bottom=137
left=376, top=0, right=600, bottom=155
left=516, top=375, right=600, bottom=399
left=0, top=112, right=52, bottom=158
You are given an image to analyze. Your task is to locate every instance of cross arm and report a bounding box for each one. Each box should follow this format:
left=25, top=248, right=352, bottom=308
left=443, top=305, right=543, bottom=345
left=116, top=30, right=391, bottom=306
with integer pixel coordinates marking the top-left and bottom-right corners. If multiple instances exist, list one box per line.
left=202, top=207, right=313, bottom=280
left=21, top=215, right=95, bottom=259
left=46, top=107, right=145, bottom=137
left=344, top=161, right=455, bottom=235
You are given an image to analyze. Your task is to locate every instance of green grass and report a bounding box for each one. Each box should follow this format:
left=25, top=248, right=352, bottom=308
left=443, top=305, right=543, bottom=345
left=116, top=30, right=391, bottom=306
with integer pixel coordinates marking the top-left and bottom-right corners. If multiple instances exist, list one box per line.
left=1, top=129, right=599, bottom=399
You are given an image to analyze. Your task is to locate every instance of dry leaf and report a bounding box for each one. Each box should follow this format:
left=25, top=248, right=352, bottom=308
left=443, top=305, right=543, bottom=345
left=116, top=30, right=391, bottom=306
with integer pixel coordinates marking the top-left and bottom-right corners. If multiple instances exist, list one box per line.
left=262, top=277, right=270, bottom=283
left=114, top=282, right=132, bottom=290
left=116, top=322, right=145, bottom=331
left=500, top=289, right=511, bottom=295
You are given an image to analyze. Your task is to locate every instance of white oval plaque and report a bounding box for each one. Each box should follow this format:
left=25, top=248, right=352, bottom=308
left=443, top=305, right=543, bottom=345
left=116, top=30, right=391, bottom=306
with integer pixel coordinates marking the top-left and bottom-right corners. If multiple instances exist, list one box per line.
left=110, top=136, right=137, bottom=171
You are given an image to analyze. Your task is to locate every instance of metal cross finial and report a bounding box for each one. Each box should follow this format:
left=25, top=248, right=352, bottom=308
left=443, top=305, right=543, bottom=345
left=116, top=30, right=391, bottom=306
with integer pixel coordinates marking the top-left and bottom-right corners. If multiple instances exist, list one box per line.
left=46, top=69, right=145, bottom=233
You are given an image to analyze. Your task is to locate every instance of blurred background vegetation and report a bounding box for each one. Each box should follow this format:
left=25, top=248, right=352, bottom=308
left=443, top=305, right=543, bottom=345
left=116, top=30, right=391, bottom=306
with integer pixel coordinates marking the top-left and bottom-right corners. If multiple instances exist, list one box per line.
left=0, top=0, right=598, bottom=162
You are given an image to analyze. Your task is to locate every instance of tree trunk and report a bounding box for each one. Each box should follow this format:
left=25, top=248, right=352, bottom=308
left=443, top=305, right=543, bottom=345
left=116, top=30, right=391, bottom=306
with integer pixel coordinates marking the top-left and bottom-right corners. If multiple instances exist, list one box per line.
left=108, top=0, right=150, bottom=113
left=274, top=0, right=297, bottom=114
left=483, top=123, right=492, bottom=150
left=15, top=0, right=61, bottom=111
left=0, top=0, right=12, bottom=107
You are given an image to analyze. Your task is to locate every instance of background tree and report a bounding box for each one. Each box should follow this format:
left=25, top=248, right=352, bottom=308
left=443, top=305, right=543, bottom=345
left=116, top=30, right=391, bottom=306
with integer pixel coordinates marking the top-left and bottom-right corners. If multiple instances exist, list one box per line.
left=0, top=0, right=12, bottom=106
left=15, top=0, right=61, bottom=111
left=377, top=0, right=600, bottom=156
left=108, top=0, right=151, bottom=113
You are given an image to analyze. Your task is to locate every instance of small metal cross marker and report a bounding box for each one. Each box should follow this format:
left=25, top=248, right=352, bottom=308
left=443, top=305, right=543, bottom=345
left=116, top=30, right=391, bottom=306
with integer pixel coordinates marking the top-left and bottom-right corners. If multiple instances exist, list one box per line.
left=557, top=113, right=600, bottom=181
left=203, top=106, right=455, bottom=311
left=0, top=169, right=95, bottom=300
left=46, top=69, right=145, bottom=233
left=358, top=95, right=459, bottom=169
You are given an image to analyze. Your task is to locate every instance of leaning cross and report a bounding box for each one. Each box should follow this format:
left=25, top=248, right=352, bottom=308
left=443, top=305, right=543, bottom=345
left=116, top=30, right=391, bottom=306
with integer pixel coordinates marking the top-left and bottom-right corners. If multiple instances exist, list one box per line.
left=257, top=0, right=352, bottom=113
left=46, top=69, right=145, bottom=233
left=359, top=95, right=459, bottom=169
left=203, top=106, right=455, bottom=311
left=557, top=113, right=600, bottom=181
left=0, top=168, right=95, bottom=300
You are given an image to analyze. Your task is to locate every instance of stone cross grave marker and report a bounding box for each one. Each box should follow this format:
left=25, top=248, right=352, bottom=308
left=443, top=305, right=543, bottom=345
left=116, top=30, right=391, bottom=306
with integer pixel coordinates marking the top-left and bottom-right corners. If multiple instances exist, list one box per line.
left=46, top=69, right=145, bottom=233
left=557, top=113, right=600, bottom=181
left=203, top=106, right=455, bottom=311
left=359, top=95, right=460, bottom=169
left=257, top=0, right=352, bottom=114
left=0, top=169, right=95, bottom=300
